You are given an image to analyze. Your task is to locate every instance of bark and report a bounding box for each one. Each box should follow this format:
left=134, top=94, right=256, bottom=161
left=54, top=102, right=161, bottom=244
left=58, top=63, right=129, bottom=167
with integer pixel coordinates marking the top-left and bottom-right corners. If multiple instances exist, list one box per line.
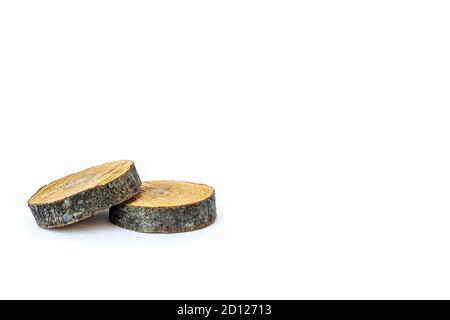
left=110, top=193, right=216, bottom=233
left=28, top=163, right=142, bottom=228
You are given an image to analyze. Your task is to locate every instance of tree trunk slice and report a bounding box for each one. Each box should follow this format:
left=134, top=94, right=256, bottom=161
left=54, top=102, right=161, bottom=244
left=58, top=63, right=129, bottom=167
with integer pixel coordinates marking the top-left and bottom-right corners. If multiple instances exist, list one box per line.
left=109, top=181, right=216, bottom=233
left=28, top=160, right=142, bottom=229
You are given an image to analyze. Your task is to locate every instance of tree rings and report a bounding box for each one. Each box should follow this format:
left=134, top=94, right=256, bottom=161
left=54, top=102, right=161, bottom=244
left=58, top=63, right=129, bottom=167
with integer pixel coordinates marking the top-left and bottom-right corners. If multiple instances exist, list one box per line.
left=109, top=181, right=216, bottom=233
left=28, top=160, right=142, bottom=228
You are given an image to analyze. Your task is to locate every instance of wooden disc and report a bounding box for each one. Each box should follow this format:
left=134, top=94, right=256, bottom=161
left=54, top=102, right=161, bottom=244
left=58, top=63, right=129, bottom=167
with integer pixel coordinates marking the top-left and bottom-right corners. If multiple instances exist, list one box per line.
left=109, top=181, right=216, bottom=233
left=28, top=160, right=142, bottom=228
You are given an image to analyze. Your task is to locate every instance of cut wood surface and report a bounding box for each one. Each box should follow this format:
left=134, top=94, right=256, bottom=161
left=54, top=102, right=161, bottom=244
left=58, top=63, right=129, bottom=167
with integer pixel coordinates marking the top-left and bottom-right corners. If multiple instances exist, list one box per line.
left=110, top=181, right=216, bottom=233
left=28, top=160, right=142, bottom=228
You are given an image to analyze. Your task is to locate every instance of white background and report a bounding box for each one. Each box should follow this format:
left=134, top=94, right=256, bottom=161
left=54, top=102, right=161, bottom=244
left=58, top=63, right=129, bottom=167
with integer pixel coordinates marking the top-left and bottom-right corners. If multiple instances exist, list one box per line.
left=0, top=1, right=450, bottom=299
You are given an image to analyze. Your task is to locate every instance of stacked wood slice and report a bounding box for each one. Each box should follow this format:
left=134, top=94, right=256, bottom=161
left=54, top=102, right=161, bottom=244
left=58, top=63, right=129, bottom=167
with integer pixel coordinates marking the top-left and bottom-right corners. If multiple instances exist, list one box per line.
left=28, top=160, right=142, bottom=228
left=27, top=161, right=216, bottom=233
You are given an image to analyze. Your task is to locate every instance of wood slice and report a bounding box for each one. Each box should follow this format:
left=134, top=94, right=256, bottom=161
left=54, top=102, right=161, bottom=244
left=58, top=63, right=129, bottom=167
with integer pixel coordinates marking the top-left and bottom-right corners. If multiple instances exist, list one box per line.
left=28, top=160, right=142, bottom=229
left=110, top=181, right=216, bottom=233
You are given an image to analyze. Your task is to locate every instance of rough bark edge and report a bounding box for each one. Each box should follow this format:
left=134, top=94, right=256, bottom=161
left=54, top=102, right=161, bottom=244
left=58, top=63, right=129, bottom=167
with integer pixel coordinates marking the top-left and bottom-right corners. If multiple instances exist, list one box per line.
left=109, top=193, right=216, bottom=233
left=28, top=163, right=142, bottom=229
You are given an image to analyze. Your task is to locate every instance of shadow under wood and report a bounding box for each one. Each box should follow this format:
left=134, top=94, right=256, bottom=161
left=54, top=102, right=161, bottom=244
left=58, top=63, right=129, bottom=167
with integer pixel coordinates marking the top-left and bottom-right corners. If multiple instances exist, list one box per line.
left=49, top=210, right=114, bottom=233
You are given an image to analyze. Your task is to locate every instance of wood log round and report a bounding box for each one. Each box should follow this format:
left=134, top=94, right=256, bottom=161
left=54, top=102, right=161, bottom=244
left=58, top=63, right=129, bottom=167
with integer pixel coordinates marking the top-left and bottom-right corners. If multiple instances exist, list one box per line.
left=110, top=181, right=216, bottom=233
left=28, top=160, right=142, bottom=229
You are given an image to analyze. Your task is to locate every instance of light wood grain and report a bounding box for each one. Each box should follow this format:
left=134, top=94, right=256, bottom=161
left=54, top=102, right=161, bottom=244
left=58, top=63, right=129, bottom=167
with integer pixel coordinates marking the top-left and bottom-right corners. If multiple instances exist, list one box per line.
left=122, top=180, right=214, bottom=208
left=28, top=160, right=141, bottom=228
left=110, top=180, right=216, bottom=233
left=28, top=160, right=135, bottom=205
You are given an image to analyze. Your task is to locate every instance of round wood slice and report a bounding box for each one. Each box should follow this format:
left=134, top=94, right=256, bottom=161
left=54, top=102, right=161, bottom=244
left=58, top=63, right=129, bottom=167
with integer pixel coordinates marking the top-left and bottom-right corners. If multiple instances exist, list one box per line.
left=28, top=160, right=142, bottom=229
left=109, top=181, right=216, bottom=233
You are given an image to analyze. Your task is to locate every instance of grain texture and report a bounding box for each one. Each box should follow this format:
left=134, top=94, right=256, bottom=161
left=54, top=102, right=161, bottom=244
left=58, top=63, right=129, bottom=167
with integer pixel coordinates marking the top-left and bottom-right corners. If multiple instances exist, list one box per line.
left=110, top=181, right=216, bottom=233
left=28, top=160, right=142, bottom=228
